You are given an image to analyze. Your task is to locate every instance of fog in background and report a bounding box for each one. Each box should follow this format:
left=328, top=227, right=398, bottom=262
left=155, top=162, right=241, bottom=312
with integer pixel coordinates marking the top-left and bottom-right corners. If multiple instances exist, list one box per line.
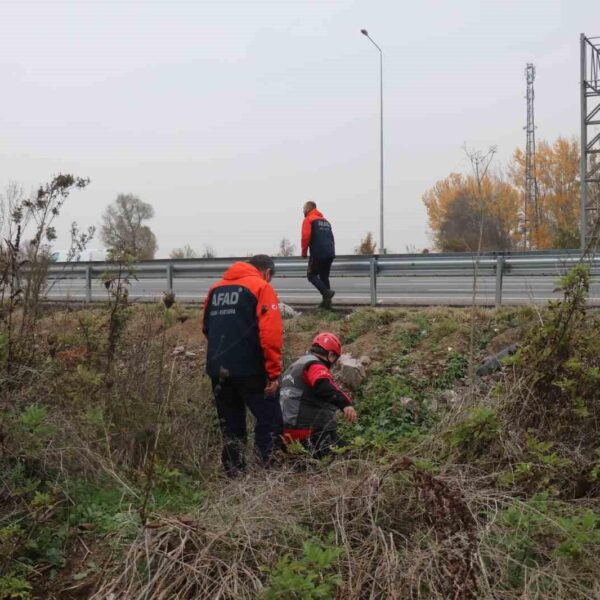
left=1, top=0, right=598, bottom=257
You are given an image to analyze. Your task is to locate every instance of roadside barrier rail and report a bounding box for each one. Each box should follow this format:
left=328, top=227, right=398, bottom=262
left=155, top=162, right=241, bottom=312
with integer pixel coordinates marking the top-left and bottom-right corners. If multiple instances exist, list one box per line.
left=46, top=250, right=597, bottom=307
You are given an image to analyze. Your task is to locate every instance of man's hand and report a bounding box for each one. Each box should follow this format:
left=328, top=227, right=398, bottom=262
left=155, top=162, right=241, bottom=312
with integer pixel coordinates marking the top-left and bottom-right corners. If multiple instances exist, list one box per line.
left=264, top=379, right=279, bottom=397
left=343, top=406, right=358, bottom=424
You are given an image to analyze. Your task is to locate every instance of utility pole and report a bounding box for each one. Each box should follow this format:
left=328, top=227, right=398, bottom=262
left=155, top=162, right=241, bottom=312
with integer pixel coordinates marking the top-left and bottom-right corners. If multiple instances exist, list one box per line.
left=580, top=34, right=600, bottom=251
left=361, top=29, right=385, bottom=254
left=524, top=63, right=538, bottom=250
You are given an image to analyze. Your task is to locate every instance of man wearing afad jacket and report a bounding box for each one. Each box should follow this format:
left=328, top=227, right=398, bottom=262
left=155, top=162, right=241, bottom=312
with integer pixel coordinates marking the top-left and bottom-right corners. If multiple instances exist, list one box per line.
left=301, top=201, right=336, bottom=309
left=203, top=254, right=283, bottom=476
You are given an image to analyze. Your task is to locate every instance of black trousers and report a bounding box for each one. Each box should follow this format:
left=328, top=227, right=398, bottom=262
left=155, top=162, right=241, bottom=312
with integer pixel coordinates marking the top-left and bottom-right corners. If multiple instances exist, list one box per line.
left=212, top=376, right=282, bottom=476
left=307, top=257, right=334, bottom=296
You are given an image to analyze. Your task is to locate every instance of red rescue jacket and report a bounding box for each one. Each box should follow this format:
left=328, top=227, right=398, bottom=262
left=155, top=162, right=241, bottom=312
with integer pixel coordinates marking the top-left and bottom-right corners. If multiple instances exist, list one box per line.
left=280, top=353, right=352, bottom=441
left=202, top=262, right=283, bottom=381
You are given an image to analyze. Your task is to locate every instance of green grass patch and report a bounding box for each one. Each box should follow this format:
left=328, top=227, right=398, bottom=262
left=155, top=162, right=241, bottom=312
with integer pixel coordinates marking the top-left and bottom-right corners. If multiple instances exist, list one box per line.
left=341, top=309, right=400, bottom=343
left=348, top=362, right=430, bottom=444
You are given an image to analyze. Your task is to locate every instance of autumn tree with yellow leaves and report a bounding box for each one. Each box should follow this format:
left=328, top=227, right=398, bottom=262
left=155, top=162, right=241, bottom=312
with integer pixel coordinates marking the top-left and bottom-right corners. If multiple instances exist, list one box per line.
left=509, top=136, right=580, bottom=249
left=423, top=136, right=589, bottom=251
left=423, top=172, right=520, bottom=252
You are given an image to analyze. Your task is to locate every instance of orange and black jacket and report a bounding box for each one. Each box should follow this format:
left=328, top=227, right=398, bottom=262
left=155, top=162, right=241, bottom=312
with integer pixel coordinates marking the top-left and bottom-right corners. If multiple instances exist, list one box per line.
left=301, top=208, right=335, bottom=259
left=202, top=262, right=283, bottom=381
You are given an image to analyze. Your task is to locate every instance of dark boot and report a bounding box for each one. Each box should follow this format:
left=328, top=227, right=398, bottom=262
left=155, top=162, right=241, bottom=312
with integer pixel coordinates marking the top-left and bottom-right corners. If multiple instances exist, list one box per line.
left=319, top=289, right=335, bottom=309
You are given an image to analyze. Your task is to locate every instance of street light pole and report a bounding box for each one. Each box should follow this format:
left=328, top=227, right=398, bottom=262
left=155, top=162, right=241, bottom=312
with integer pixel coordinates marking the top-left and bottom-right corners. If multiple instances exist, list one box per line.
left=361, top=28, right=385, bottom=254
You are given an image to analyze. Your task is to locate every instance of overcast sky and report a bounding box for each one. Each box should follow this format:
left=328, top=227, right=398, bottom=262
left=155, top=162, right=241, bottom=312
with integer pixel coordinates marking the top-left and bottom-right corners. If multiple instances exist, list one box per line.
left=1, top=0, right=598, bottom=257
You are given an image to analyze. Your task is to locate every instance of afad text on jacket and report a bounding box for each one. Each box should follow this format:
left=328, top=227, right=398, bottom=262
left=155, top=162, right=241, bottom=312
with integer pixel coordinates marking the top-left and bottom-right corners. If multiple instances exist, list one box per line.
left=202, top=262, right=283, bottom=381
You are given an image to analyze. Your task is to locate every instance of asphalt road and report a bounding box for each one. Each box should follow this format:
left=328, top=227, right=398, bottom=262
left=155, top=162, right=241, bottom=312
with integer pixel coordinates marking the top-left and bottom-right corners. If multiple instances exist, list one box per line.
left=44, top=274, right=600, bottom=306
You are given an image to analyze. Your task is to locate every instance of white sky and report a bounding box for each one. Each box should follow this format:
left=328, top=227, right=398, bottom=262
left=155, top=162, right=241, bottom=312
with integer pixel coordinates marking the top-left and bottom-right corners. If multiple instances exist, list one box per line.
left=1, top=0, right=598, bottom=256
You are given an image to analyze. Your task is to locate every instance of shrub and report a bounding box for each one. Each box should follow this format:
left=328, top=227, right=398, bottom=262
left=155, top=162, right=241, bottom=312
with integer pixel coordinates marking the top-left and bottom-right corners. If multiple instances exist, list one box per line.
left=431, top=351, right=467, bottom=388
left=487, top=493, right=600, bottom=591
left=0, top=574, right=32, bottom=600
left=446, top=407, right=501, bottom=460
left=262, top=538, right=343, bottom=599
left=349, top=364, right=428, bottom=444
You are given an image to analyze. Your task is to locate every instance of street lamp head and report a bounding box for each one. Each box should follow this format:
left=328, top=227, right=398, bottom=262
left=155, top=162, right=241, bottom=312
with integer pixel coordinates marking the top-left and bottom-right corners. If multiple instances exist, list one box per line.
left=360, top=29, right=369, bottom=36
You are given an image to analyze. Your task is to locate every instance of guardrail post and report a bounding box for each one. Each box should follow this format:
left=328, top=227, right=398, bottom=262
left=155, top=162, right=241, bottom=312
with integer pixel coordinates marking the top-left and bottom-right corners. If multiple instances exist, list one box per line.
left=85, top=265, right=92, bottom=303
left=166, top=263, right=174, bottom=292
left=495, top=256, right=504, bottom=308
left=369, top=257, right=378, bottom=306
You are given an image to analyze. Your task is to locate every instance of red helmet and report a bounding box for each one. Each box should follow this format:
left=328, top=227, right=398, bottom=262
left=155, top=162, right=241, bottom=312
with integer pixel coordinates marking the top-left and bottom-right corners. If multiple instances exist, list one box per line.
left=312, top=332, right=342, bottom=357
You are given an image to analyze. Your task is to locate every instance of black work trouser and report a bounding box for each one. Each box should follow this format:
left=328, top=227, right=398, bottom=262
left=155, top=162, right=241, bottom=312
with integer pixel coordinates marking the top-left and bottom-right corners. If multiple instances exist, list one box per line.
left=307, top=257, right=334, bottom=296
left=212, top=376, right=282, bottom=477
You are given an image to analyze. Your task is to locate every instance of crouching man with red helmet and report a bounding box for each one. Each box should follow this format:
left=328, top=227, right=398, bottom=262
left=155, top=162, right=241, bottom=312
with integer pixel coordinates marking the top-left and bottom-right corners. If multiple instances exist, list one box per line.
left=280, top=332, right=357, bottom=458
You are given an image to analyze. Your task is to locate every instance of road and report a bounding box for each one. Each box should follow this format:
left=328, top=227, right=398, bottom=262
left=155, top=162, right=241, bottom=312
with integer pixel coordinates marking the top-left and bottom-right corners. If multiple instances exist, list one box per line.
left=45, top=274, right=600, bottom=306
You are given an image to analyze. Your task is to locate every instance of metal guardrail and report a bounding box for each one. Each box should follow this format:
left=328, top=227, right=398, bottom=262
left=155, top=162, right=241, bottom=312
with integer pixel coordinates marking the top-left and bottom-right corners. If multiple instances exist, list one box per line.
left=46, top=250, right=596, bottom=307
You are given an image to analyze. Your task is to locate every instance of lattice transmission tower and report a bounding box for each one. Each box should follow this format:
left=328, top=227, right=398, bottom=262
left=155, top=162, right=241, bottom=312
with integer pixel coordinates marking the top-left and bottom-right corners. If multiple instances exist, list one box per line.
left=580, top=34, right=600, bottom=250
left=523, top=63, right=538, bottom=250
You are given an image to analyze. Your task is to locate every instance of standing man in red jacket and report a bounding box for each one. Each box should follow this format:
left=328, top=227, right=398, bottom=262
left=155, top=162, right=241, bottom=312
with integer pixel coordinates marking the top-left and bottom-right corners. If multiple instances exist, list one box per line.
left=203, top=255, right=283, bottom=476
left=301, top=201, right=336, bottom=309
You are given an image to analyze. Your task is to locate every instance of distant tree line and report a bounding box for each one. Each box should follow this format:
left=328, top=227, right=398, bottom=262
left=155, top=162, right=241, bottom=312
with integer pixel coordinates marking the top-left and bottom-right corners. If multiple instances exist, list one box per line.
left=170, top=245, right=217, bottom=259
left=423, top=136, right=600, bottom=252
left=101, top=135, right=600, bottom=262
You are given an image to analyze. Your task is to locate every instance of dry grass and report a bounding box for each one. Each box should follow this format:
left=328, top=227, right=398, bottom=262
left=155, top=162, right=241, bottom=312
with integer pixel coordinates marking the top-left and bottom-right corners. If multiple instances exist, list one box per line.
left=4, top=303, right=600, bottom=599
left=87, top=450, right=600, bottom=600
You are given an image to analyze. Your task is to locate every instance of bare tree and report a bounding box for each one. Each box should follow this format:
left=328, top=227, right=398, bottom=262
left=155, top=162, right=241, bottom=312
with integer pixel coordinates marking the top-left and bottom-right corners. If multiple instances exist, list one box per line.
left=1, top=174, right=91, bottom=373
left=100, top=194, right=157, bottom=259
left=201, top=245, right=216, bottom=259
left=0, top=182, right=25, bottom=245
left=463, top=145, right=497, bottom=398
left=355, top=232, right=377, bottom=255
left=277, top=238, right=295, bottom=257
left=170, top=244, right=198, bottom=259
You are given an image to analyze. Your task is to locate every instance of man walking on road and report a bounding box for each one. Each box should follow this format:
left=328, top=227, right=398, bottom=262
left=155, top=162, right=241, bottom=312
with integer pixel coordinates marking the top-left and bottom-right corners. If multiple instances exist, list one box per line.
left=202, top=254, right=283, bottom=477
left=301, top=201, right=336, bottom=309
